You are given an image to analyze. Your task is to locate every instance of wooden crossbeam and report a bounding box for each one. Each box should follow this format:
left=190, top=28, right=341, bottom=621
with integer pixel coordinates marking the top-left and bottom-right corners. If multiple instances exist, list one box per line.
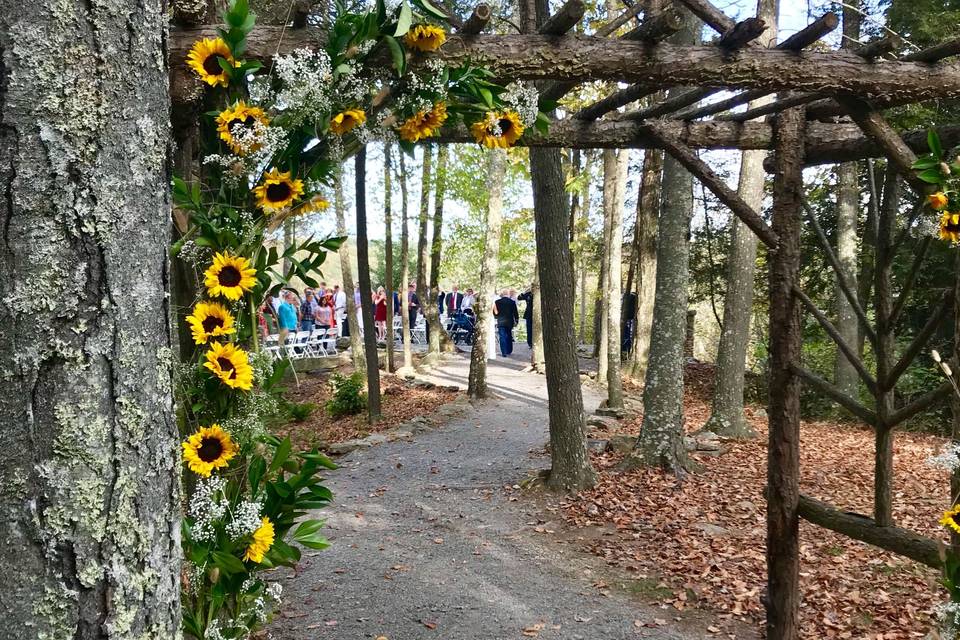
left=622, top=8, right=683, bottom=42
left=676, top=0, right=734, bottom=34
left=902, top=36, right=960, bottom=63
left=790, top=364, right=878, bottom=425
left=573, top=85, right=658, bottom=121
left=538, top=0, right=584, bottom=36
left=459, top=4, right=492, bottom=35
left=673, top=88, right=770, bottom=120
left=885, top=288, right=954, bottom=390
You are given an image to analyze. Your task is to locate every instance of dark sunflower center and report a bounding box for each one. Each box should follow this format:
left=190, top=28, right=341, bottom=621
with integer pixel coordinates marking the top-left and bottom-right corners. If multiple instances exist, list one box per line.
left=498, top=119, right=513, bottom=134
left=203, top=54, right=224, bottom=76
left=218, top=265, right=242, bottom=287
left=947, top=221, right=960, bottom=233
left=202, top=316, right=224, bottom=333
left=197, top=436, right=224, bottom=462
left=266, top=182, right=292, bottom=203
left=229, top=115, right=256, bottom=133
left=217, top=357, right=237, bottom=378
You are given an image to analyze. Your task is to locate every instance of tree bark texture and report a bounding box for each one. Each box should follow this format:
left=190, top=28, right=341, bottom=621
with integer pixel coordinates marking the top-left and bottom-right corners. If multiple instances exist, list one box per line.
left=335, top=167, right=365, bottom=372
left=576, top=151, right=593, bottom=345
left=604, top=149, right=629, bottom=409
left=765, top=105, right=806, bottom=640
left=384, top=143, right=395, bottom=373
left=0, top=0, right=181, bottom=634
left=355, top=148, right=382, bottom=421
left=429, top=144, right=454, bottom=354
left=468, top=149, right=506, bottom=398
left=531, top=266, right=546, bottom=371
left=398, top=152, right=414, bottom=372
left=705, top=0, right=778, bottom=439
left=416, top=146, right=437, bottom=359
left=629, top=149, right=662, bottom=383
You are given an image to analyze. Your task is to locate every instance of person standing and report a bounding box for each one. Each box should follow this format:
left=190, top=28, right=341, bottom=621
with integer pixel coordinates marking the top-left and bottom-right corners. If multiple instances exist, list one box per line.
left=374, top=286, right=388, bottom=341
left=316, top=293, right=335, bottom=329
left=300, top=289, right=318, bottom=332
left=518, top=285, right=534, bottom=349
left=462, top=288, right=476, bottom=311
left=492, top=288, right=519, bottom=356
left=407, top=282, right=420, bottom=329
left=277, top=290, right=300, bottom=349
left=445, top=286, right=464, bottom=314
left=333, top=284, right=347, bottom=334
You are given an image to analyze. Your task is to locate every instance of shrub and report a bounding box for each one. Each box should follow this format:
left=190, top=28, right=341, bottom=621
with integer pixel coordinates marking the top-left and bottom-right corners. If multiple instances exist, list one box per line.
left=284, top=400, right=317, bottom=423
left=326, top=372, right=367, bottom=417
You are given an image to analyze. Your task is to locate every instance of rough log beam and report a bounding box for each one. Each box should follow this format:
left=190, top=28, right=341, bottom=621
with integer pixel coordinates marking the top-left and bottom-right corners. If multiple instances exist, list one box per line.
left=889, top=235, right=932, bottom=325
left=854, top=34, right=902, bottom=60
left=459, top=4, right=492, bottom=35
left=594, top=2, right=644, bottom=37
left=885, top=288, right=954, bottom=390
left=903, top=36, right=960, bottom=63
left=887, top=382, right=953, bottom=427
left=538, top=0, right=584, bottom=36
left=673, top=88, right=770, bottom=121
left=797, top=494, right=943, bottom=569
left=715, top=17, right=767, bottom=50
left=676, top=0, right=734, bottom=34
left=790, top=364, right=878, bottom=425
left=167, top=31, right=960, bottom=103
left=574, top=86, right=658, bottom=121
left=622, top=8, right=683, bottom=42
left=643, top=123, right=778, bottom=247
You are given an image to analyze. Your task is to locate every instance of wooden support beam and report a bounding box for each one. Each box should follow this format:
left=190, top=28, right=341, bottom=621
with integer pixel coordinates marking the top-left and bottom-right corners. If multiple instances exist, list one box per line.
left=902, top=36, right=960, bottom=63
left=793, top=284, right=879, bottom=394
left=538, top=0, right=584, bottom=36
left=623, top=8, right=683, bottom=42
left=675, top=0, right=734, bottom=34
left=889, top=236, right=933, bottom=325
left=777, top=11, right=838, bottom=50
left=854, top=34, right=902, bottom=60
left=459, top=4, right=492, bottom=35
left=885, top=288, right=954, bottom=390
left=719, top=92, right=817, bottom=122
left=574, top=85, right=658, bottom=121
left=715, top=17, right=767, bottom=50
left=766, top=105, right=806, bottom=640
left=888, top=382, right=953, bottom=427
left=797, top=494, right=943, bottom=569
left=790, top=364, right=878, bottom=425
left=594, top=2, right=644, bottom=37
left=642, top=123, right=778, bottom=247
left=674, top=88, right=770, bottom=120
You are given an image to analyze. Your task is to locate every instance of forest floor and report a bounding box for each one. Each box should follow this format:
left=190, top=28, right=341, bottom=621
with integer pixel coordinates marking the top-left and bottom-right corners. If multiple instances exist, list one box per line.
left=268, top=348, right=749, bottom=640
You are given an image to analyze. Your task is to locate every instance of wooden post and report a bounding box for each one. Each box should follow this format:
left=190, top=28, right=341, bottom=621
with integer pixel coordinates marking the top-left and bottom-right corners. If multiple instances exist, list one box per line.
left=765, top=105, right=806, bottom=640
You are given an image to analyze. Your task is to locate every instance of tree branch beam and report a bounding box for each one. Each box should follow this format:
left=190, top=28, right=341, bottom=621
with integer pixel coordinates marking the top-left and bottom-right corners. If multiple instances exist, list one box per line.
left=538, top=0, right=584, bottom=36
left=790, top=364, right=878, bottom=425
left=675, top=0, right=735, bottom=34
left=902, top=36, right=960, bottom=63
left=622, top=8, right=683, bottom=43
left=574, top=85, right=659, bottom=121
left=459, top=4, right=492, bottom=35
left=887, top=382, right=952, bottom=427
left=889, top=236, right=932, bottom=325
left=885, top=288, right=954, bottom=390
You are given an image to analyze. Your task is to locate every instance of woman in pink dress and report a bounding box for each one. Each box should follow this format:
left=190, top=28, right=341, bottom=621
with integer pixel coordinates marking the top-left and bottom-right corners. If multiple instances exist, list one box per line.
left=374, top=286, right=387, bottom=340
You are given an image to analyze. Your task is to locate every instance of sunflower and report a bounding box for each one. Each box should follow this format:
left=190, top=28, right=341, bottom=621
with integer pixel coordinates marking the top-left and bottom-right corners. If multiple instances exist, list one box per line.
left=470, top=111, right=525, bottom=149
left=186, top=301, right=236, bottom=345
left=253, top=168, right=305, bottom=212
left=204, top=252, right=257, bottom=300
left=186, top=37, right=236, bottom=87
left=216, top=101, right=270, bottom=155
left=182, top=424, right=238, bottom=477
left=940, top=211, right=960, bottom=244
left=203, top=341, right=254, bottom=390
left=329, top=108, right=366, bottom=136
left=243, top=517, right=276, bottom=563
left=929, top=192, right=950, bottom=210
left=404, top=24, right=446, bottom=52
left=941, top=505, right=960, bottom=534
left=296, top=194, right=331, bottom=216
left=397, top=102, right=448, bottom=143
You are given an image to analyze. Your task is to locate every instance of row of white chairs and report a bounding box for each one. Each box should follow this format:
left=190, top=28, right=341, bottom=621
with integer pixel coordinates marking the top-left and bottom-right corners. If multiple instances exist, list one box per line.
left=262, top=328, right=339, bottom=361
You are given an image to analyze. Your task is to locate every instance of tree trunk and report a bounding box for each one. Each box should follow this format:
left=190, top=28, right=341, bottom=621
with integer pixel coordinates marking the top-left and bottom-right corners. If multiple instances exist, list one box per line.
left=765, top=105, right=806, bottom=640
left=596, top=155, right=613, bottom=379
left=468, top=149, right=506, bottom=398
left=577, top=153, right=593, bottom=345
left=0, top=0, right=181, bottom=634
left=384, top=142, right=395, bottom=374
left=531, top=267, right=545, bottom=371
left=283, top=216, right=295, bottom=275
left=429, top=144, right=454, bottom=354
left=355, top=148, right=382, bottom=422
left=623, top=7, right=701, bottom=472
left=416, top=145, right=436, bottom=361
left=605, top=149, right=629, bottom=410
left=335, top=166, right=365, bottom=372
left=705, top=0, right=779, bottom=439
left=399, top=151, right=414, bottom=373
left=629, top=148, right=662, bottom=383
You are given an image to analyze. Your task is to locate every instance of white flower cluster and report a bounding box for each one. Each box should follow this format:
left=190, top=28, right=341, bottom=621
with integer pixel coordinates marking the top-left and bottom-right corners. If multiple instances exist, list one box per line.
left=393, top=59, right=447, bottom=117
left=911, top=215, right=940, bottom=239
left=189, top=477, right=227, bottom=542
left=935, top=601, right=960, bottom=638
left=501, top=82, right=540, bottom=126
left=927, top=442, right=960, bottom=472
left=273, top=49, right=334, bottom=125
left=178, top=239, right=211, bottom=267
left=226, top=500, right=263, bottom=540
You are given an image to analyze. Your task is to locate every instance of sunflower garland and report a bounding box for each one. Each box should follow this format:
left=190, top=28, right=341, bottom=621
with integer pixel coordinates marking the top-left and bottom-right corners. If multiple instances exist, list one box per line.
left=186, top=301, right=237, bottom=345
left=216, top=101, right=271, bottom=155
left=243, top=517, right=276, bottom=563
left=187, top=37, right=236, bottom=87
left=329, top=108, right=366, bottom=135
left=929, top=192, right=950, bottom=210
left=297, top=194, right=331, bottom=216
left=940, top=212, right=960, bottom=244
left=942, top=505, right=960, bottom=534
left=204, top=252, right=257, bottom=300
left=403, top=24, right=446, bottom=52
left=253, top=168, right=305, bottom=212
left=203, top=341, right=254, bottom=390
left=398, top=102, right=448, bottom=142
left=470, top=110, right=525, bottom=149
left=182, top=424, right=239, bottom=477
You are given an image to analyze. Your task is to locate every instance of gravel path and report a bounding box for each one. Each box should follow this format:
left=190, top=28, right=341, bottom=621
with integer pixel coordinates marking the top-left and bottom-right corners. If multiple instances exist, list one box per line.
left=269, top=348, right=719, bottom=640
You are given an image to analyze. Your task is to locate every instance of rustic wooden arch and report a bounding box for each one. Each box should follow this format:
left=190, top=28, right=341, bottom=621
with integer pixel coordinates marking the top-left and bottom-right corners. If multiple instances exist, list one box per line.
left=173, top=0, right=960, bottom=636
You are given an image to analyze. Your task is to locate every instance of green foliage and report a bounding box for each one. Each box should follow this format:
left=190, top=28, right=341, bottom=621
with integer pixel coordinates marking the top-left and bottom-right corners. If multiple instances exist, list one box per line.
left=283, top=399, right=317, bottom=422
left=326, top=372, right=367, bottom=417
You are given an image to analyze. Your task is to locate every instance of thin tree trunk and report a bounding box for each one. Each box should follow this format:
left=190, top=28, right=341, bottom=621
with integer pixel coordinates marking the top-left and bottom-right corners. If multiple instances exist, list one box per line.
left=335, top=166, right=365, bottom=371
left=355, top=147, right=382, bottom=421
left=468, top=148, right=506, bottom=398
left=399, top=151, right=414, bottom=373
left=629, top=148, right=662, bottom=382
left=0, top=0, right=180, bottom=632
left=384, top=142, right=395, bottom=373
left=705, top=0, right=779, bottom=438
left=429, top=144, right=454, bottom=354
left=416, top=145, right=437, bottom=361
left=283, top=217, right=295, bottom=275
left=531, top=266, right=545, bottom=370
left=596, top=154, right=613, bottom=380
left=577, top=153, right=593, bottom=345
left=605, top=149, right=629, bottom=409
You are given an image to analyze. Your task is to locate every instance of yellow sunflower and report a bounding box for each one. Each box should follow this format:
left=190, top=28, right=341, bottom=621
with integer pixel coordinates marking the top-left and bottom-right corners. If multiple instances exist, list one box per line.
left=404, top=24, right=446, bottom=52
left=243, top=517, right=276, bottom=563
left=216, top=101, right=270, bottom=155
left=203, top=341, right=254, bottom=391
left=329, top=108, right=366, bottom=136
left=204, top=252, right=257, bottom=300
left=186, top=37, right=236, bottom=87
left=470, top=111, right=525, bottom=149
left=186, top=301, right=236, bottom=345
left=296, top=194, right=331, bottom=216
left=182, top=424, right=238, bottom=477
left=397, top=102, right=448, bottom=143
left=929, top=192, right=950, bottom=210
left=253, top=168, right=305, bottom=212
left=940, top=211, right=960, bottom=244
left=941, top=505, right=960, bottom=534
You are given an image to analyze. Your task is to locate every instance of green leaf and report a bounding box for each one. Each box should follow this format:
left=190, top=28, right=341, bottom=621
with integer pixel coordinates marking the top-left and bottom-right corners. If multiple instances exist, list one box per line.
left=478, top=87, right=494, bottom=109
left=929, top=127, right=943, bottom=159
left=416, top=0, right=448, bottom=20
left=211, top=551, right=248, bottom=575
left=912, top=155, right=940, bottom=170
left=249, top=456, right=267, bottom=494
left=394, top=0, right=412, bottom=36
left=384, top=36, right=405, bottom=75
left=918, top=167, right=945, bottom=184
left=269, top=437, right=293, bottom=474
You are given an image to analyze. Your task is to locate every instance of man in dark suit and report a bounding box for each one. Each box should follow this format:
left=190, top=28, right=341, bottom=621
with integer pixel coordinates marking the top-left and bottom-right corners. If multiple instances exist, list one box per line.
left=517, top=286, right=534, bottom=348
left=445, top=286, right=464, bottom=314
left=493, top=288, right=520, bottom=356
left=406, top=283, right=420, bottom=329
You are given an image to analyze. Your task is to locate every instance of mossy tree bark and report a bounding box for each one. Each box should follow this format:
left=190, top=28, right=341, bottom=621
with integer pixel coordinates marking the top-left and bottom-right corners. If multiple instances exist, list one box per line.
left=416, top=145, right=436, bottom=358
left=704, top=0, right=778, bottom=439
left=334, top=166, right=365, bottom=372
left=355, top=148, right=382, bottom=422
left=531, top=267, right=546, bottom=371
left=628, top=148, right=662, bottom=383
left=398, top=151, right=414, bottom=373
left=468, top=149, right=506, bottom=398
left=0, top=0, right=181, bottom=634
left=603, top=149, right=629, bottom=409
left=429, top=144, right=454, bottom=354
left=576, top=153, right=594, bottom=345
left=384, top=142, right=395, bottom=373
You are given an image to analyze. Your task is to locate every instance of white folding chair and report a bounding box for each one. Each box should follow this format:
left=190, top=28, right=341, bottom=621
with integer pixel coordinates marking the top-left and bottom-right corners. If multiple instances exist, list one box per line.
left=321, top=328, right=338, bottom=355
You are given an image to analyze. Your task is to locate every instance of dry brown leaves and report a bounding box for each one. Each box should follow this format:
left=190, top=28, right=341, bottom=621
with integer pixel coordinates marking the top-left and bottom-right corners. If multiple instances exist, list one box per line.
left=563, top=363, right=949, bottom=638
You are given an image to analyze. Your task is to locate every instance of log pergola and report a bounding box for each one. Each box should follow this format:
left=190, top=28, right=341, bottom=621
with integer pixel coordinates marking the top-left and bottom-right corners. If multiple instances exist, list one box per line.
left=173, top=0, right=960, bottom=636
